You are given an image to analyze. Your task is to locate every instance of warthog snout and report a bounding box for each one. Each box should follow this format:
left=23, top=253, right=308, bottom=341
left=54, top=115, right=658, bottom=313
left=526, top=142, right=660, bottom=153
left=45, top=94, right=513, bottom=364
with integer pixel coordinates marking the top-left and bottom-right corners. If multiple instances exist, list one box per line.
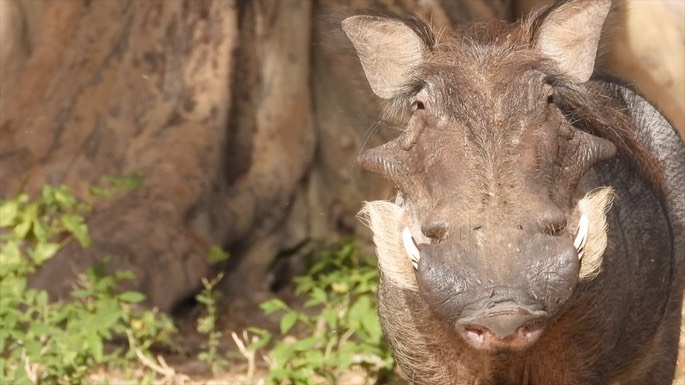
left=410, top=231, right=577, bottom=353
left=458, top=301, right=548, bottom=352
left=412, top=230, right=580, bottom=340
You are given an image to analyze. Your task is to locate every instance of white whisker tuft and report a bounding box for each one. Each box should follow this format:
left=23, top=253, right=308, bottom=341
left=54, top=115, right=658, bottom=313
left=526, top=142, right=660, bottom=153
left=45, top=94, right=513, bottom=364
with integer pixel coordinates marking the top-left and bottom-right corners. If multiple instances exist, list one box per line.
left=359, top=201, right=419, bottom=290
left=576, top=187, right=615, bottom=280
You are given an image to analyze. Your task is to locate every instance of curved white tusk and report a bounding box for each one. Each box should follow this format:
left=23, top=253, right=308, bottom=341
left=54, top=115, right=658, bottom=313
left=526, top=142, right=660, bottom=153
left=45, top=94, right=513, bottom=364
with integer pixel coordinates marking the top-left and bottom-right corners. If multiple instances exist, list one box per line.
left=402, top=227, right=421, bottom=269
left=574, top=215, right=589, bottom=260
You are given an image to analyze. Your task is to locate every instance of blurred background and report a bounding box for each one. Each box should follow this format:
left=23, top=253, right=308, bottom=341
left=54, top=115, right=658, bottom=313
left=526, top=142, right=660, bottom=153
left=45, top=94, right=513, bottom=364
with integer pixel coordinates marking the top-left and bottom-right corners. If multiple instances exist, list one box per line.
left=0, top=0, right=683, bottom=381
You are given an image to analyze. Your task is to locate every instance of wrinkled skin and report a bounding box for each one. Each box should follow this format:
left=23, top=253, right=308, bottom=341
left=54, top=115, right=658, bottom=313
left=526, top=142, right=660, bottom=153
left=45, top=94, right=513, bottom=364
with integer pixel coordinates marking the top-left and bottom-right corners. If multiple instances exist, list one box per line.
left=345, top=1, right=685, bottom=384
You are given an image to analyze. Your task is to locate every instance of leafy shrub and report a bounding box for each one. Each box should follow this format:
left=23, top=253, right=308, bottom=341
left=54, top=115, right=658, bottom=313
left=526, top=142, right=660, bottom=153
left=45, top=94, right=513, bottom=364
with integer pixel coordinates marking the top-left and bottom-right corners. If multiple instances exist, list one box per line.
left=249, top=241, right=395, bottom=385
left=0, top=178, right=176, bottom=384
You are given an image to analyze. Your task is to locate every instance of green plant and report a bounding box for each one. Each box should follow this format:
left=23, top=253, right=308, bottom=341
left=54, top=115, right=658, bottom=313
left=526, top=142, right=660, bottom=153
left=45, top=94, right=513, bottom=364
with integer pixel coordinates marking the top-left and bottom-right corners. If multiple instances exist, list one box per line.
left=0, top=178, right=176, bottom=385
left=196, top=264, right=229, bottom=375
left=249, top=241, right=395, bottom=385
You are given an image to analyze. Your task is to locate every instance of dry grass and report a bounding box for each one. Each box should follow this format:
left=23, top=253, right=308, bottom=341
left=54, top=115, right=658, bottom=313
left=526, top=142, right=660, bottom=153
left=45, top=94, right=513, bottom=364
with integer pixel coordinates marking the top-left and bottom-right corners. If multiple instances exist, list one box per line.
left=87, top=357, right=375, bottom=385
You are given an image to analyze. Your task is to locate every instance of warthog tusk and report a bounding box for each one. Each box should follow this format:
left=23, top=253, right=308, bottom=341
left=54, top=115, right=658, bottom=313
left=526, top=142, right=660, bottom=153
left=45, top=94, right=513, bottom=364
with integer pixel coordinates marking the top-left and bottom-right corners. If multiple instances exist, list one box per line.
left=574, top=215, right=589, bottom=260
left=402, top=227, right=421, bottom=269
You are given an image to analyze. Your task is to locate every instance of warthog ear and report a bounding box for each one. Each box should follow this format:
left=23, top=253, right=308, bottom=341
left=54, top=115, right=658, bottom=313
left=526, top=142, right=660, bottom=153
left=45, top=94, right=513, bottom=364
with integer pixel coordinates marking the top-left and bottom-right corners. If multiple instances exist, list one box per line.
left=342, top=16, right=426, bottom=99
left=534, top=0, right=611, bottom=83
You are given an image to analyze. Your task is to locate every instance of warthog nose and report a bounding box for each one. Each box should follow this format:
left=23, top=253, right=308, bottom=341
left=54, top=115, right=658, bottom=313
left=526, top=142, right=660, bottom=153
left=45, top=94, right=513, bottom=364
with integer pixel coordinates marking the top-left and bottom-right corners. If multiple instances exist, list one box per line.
left=469, top=312, right=540, bottom=339
left=457, top=305, right=548, bottom=352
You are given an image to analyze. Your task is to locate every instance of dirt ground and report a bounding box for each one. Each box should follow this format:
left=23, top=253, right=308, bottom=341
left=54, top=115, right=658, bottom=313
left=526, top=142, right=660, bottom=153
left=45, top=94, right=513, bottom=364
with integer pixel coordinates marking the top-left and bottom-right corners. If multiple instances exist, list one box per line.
left=92, top=313, right=685, bottom=385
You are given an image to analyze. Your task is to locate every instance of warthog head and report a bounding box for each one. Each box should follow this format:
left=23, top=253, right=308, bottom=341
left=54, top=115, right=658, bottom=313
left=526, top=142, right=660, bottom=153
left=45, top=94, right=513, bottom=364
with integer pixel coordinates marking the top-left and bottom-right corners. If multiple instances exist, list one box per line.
left=345, top=0, right=618, bottom=352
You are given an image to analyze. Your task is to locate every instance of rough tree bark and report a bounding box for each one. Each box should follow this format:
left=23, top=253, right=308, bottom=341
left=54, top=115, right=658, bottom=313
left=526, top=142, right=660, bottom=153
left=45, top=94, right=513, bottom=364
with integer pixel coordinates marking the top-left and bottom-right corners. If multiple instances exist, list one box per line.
left=0, top=0, right=682, bottom=317
left=1, top=0, right=239, bottom=311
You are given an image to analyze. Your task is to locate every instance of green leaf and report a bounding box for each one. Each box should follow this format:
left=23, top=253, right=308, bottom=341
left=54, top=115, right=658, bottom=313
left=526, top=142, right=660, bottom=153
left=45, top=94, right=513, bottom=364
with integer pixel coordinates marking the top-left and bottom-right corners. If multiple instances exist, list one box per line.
left=303, top=287, right=327, bottom=307
left=293, top=276, right=314, bottom=294
left=89, top=186, right=111, bottom=198
left=207, top=245, right=229, bottom=264
left=280, top=312, right=299, bottom=335
left=118, top=291, right=146, bottom=303
left=60, top=214, right=91, bottom=247
left=313, top=286, right=328, bottom=301
left=12, top=215, right=32, bottom=239
left=0, top=200, right=19, bottom=227
left=93, top=309, right=122, bottom=332
left=270, top=341, right=297, bottom=364
left=292, top=336, right=319, bottom=351
left=41, top=185, right=56, bottom=205
left=246, top=328, right=272, bottom=351
left=31, top=220, right=50, bottom=243
left=114, top=270, right=135, bottom=281
left=70, top=287, right=91, bottom=299
left=321, top=307, right=338, bottom=330
left=331, top=281, right=349, bottom=293
left=260, top=299, right=288, bottom=315
left=0, top=241, right=21, bottom=265
left=348, top=296, right=372, bottom=323
left=361, top=312, right=382, bottom=342
left=35, top=291, right=49, bottom=311
left=87, top=331, right=105, bottom=362
left=195, top=292, right=211, bottom=305
left=30, top=242, right=60, bottom=265
left=53, top=185, right=78, bottom=210
left=105, top=173, right=142, bottom=192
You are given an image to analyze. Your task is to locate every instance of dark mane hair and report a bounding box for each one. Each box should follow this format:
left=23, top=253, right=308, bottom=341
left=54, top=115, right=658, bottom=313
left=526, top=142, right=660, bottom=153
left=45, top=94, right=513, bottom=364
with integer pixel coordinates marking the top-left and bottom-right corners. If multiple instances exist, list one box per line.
left=550, top=73, right=666, bottom=195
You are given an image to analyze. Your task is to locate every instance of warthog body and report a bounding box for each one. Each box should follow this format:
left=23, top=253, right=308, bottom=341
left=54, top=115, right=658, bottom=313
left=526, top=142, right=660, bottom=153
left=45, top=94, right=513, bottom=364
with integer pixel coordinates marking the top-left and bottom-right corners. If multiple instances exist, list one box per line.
left=343, top=0, right=685, bottom=384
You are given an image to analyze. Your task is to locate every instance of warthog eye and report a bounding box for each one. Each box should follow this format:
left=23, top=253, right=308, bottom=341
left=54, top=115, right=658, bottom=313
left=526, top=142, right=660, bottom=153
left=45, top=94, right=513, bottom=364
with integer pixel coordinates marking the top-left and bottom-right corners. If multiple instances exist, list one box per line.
left=411, top=100, right=425, bottom=111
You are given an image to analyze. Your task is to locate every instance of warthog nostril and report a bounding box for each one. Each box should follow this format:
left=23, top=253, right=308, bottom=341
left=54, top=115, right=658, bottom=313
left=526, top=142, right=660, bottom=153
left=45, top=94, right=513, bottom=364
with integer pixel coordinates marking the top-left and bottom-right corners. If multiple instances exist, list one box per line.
left=457, top=306, right=548, bottom=351
left=467, top=312, right=543, bottom=340
left=463, top=326, right=485, bottom=346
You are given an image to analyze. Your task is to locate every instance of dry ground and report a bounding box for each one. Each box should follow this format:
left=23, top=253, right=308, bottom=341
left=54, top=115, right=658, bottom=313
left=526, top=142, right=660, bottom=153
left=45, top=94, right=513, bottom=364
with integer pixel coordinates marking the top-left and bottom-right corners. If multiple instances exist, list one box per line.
left=91, top=311, right=685, bottom=385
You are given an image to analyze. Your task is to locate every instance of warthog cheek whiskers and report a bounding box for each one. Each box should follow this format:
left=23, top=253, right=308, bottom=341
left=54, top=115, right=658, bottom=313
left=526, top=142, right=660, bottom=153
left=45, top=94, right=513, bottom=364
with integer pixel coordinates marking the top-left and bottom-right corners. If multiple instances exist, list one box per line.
left=575, top=187, right=615, bottom=280
left=359, top=201, right=420, bottom=291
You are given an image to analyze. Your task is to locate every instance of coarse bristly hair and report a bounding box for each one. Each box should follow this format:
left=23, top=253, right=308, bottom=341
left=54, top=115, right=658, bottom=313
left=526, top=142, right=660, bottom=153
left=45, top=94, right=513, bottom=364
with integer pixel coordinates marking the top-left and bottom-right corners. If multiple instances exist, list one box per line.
left=374, top=8, right=664, bottom=195
left=349, top=3, right=682, bottom=384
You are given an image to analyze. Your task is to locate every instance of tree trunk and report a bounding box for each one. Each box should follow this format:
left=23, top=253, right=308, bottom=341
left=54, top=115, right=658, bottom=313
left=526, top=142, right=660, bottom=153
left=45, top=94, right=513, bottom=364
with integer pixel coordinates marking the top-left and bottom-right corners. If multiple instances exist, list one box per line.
left=2, top=0, right=239, bottom=311
left=1, top=0, right=681, bottom=316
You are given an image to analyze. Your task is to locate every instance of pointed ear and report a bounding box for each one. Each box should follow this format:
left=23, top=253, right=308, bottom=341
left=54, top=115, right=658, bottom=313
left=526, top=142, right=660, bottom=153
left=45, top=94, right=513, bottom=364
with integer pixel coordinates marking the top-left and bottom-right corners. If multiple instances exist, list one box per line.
left=534, top=0, right=611, bottom=83
left=342, top=16, right=426, bottom=99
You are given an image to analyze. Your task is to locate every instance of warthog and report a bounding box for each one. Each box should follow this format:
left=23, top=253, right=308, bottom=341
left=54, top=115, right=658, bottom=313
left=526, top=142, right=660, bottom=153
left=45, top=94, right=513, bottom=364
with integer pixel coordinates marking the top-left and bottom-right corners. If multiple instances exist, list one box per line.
left=343, top=0, right=685, bottom=384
